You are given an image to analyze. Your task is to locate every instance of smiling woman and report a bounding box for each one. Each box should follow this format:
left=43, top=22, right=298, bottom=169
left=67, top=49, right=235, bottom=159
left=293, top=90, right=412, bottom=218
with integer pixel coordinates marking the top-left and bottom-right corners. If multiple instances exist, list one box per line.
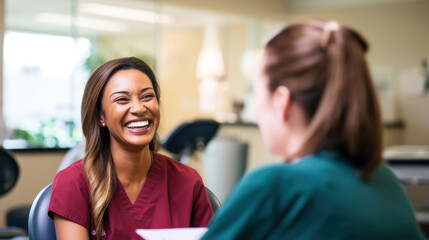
left=99, top=69, right=160, bottom=152
left=47, top=57, right=214, bottom=240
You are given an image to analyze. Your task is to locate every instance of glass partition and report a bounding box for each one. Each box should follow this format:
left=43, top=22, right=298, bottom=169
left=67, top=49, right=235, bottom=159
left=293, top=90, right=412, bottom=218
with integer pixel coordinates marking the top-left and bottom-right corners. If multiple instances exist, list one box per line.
left=2, top=0, right=282, bottom=149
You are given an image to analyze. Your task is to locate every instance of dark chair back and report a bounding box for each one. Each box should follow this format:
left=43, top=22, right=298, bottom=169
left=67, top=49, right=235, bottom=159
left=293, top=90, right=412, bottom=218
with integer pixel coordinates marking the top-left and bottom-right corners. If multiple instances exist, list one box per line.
left=0, top=147, right=29, bottom=239
left=162, top=119, right=220, bottom=158
left=0, top=147, right=19, bottom=197
left=28, top=183, right=56, bottom=240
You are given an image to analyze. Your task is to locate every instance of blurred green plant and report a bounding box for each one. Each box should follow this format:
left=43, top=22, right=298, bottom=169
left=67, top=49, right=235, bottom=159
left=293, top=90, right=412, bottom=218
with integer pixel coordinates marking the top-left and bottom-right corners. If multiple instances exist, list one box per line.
left=13, top=118, right=80, bottom=148
left=423, top=59, right=429, bottom=97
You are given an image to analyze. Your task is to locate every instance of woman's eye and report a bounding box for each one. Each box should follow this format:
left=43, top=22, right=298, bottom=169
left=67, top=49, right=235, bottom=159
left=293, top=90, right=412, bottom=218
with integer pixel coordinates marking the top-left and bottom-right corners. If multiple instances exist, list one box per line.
left=115, top=98, right=128, bottom=102
left=141, top=94, right=154, bottom=101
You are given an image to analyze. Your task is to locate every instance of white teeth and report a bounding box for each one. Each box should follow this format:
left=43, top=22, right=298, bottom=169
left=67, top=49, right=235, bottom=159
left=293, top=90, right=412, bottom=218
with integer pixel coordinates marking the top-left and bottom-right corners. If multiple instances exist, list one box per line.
left=126, top=121, right=149, bottom=128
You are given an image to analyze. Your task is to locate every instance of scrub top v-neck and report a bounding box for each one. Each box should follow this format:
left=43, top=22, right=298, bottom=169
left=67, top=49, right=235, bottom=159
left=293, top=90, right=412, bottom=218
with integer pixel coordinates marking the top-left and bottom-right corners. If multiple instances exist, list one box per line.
left=49, top=152, right=214, bottom=240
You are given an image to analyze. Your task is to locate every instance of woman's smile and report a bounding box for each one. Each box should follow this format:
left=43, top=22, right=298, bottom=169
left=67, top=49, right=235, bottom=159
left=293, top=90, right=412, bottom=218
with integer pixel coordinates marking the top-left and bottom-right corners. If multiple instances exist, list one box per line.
left=124, top=119, right=151, bottom=133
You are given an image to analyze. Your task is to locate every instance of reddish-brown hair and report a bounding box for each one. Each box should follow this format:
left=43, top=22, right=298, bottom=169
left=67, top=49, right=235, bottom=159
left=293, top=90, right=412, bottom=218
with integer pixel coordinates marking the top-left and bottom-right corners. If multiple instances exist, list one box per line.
left=264, top=19, right=382, bottom=179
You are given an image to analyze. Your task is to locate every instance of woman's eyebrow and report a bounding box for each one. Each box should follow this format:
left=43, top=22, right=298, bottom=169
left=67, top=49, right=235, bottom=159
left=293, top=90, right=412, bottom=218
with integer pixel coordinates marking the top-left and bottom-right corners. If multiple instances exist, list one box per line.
left=110, top=91, right=129, bottom=97
left=140, top=87, right=153, bottom=93
left=109, top=87, right=153, bottom=98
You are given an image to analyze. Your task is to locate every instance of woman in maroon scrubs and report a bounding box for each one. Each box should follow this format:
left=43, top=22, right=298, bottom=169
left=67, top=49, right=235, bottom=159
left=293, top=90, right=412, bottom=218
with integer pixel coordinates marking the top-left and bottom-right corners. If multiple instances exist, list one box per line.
left=48, top=57, right=214, bottom=240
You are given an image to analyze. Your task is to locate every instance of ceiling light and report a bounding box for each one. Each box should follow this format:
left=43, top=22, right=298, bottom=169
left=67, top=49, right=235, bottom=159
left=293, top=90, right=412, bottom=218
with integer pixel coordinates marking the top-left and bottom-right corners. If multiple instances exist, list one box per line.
left=35, top=13, right=126, bottom=33
left=79, top=3, right=172, bottom=24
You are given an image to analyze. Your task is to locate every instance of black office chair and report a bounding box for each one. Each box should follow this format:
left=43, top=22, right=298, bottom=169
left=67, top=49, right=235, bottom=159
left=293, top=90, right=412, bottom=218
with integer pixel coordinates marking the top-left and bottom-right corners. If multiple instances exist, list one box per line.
left=162, top=119, right=220, bottom=163
left=0, top=147, right=19, bottom=197
left=0, top=147, right=28, bottom=239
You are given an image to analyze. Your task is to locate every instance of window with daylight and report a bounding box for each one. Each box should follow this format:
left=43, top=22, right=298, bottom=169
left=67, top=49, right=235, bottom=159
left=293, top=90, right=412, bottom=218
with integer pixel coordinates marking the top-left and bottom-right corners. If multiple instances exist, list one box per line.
left=2, top=31, right=90, bottom=149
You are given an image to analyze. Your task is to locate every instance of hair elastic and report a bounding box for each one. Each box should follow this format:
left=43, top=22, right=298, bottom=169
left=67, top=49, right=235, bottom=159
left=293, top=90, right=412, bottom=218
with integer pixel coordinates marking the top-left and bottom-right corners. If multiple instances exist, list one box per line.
left=321, top=20, right=340, bottom=48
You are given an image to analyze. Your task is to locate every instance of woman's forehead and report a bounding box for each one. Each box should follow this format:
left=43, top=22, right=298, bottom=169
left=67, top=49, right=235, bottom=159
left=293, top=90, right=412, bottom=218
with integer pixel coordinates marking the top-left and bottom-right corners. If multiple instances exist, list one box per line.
left=105, top=69, right=153, bottom=91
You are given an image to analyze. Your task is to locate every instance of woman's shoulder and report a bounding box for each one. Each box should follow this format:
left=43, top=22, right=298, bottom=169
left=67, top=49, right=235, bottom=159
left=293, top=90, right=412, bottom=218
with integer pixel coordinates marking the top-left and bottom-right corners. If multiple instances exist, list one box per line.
left=56, top=159, right=85, bottom=175
left=236, top=165, right=291, bottom=193
left=238, top=154, right=340, bottom=191
left=53, top=159, right=87, bottom=186
left=49, top=159, right=90, bottom=223
left=245, top=156, right=321, bottom=180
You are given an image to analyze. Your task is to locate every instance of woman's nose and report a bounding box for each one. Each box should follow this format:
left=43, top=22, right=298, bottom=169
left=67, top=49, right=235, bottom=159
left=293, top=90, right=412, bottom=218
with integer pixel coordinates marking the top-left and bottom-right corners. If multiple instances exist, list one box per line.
left=130, top=100, right=146, bottom=114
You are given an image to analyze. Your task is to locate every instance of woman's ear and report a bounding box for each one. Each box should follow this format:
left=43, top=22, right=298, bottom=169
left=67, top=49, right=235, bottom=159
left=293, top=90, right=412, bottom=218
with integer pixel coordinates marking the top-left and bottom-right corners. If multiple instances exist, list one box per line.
left=99, top=114, right=106, bottom=127
left=273, top=86, right=292, bottom=121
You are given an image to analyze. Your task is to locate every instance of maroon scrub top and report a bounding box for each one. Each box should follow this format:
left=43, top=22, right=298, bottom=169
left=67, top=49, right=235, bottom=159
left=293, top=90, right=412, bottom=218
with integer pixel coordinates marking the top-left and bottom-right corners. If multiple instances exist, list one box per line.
left=48, top=152, right=214, bottom=240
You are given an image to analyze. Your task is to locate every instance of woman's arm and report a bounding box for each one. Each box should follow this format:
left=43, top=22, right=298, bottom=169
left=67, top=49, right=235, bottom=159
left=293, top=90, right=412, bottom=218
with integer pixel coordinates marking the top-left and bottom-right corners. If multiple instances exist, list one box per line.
left=54, top=214, right=89, bottom=240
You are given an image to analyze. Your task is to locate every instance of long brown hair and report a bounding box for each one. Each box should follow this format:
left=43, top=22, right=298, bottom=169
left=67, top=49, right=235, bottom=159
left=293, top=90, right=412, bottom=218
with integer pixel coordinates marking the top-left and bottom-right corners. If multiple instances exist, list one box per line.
left=264, top=19, right=382, bottom=180
left=81, top=57, right=161, bottom=239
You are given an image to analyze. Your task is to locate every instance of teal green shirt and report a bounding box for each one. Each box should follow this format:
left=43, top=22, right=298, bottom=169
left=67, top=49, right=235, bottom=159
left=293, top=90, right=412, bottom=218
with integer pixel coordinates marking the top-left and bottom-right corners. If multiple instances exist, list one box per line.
left=202, top=151, right=424, bottom=240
